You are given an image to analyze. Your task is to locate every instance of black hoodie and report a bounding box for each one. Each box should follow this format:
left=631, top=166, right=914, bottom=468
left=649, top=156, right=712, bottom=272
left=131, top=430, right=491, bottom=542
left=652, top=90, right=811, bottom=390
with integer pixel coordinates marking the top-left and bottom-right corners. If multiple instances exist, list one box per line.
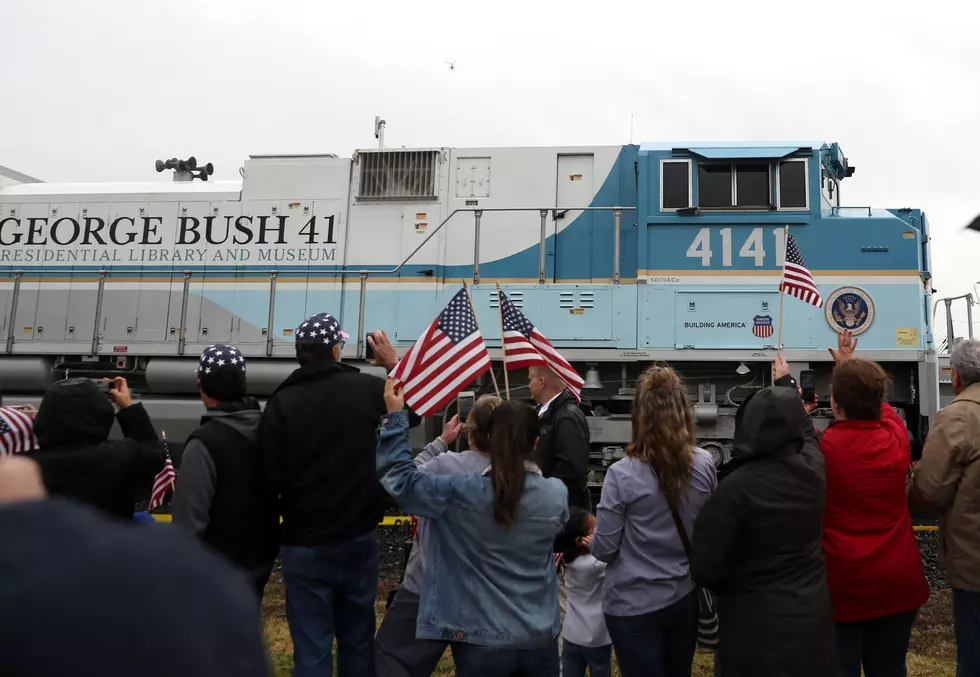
left=27, top=378, right=163, bottom=521
left=690, top=385, right=841, bottom=677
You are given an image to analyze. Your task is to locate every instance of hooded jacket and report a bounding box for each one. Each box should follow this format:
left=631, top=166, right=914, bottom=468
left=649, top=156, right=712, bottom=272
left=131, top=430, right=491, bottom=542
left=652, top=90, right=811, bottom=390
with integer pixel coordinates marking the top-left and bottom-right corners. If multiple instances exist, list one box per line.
left=691, top=385, right=842, bottom=677
left=909, top=381, right=980, bottom=592
left=172, top=398, right=279, bottom=573
left=28, top=378, right=163, bottom=521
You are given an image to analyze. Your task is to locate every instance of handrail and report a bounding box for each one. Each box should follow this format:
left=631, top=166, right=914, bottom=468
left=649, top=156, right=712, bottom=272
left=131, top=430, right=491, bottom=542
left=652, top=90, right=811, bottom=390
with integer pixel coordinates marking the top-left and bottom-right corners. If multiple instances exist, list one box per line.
left=0, top=206, right=636, bottom=358
left=349, top=206, right=634, bottom=356
left=831, top=206, right=874, bottom=217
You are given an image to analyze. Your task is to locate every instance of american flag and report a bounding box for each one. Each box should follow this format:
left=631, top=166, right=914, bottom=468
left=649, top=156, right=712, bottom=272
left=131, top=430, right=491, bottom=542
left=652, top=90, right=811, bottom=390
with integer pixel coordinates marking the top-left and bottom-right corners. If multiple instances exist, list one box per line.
left=148, top=434, right=176, bottom=511
left=0, top=406, right=37, bottom=456
left=389, top=288, right=491, bottom=417
left=782, top=234, right=823, bottom=308
left=499, top=291, right=584, bottom=401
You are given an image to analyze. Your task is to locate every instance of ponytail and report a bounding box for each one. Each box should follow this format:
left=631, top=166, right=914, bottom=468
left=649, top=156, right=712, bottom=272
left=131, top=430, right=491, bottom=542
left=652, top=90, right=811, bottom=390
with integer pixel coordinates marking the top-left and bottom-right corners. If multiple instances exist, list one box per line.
left=486, top=401, right=539, bottom=527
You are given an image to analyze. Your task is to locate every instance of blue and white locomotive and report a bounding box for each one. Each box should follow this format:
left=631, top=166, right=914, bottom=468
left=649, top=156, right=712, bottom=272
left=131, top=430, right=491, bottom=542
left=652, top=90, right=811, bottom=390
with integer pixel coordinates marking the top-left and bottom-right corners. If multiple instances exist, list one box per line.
left=0, top=137, right=939, bottom=481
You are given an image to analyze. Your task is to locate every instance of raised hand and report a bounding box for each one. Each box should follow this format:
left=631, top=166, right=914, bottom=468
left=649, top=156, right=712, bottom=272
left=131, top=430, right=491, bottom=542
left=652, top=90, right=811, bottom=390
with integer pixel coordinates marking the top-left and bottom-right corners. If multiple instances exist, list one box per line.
left=773, top=356, right=792, bottom=381
left=368, top=330, right=399, bottom=370
left=440, top=414, right=464, bottom=446
left=828, top=329, right=857, bottom=364
left=384, top=378, right=405, bottom=414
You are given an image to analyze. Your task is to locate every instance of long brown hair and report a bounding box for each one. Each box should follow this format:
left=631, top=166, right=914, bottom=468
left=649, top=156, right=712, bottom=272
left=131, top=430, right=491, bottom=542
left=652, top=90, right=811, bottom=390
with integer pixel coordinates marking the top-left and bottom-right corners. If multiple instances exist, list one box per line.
left=466, top=395, right=501, bottom=452
left=486, top=400, right=539, bottom=527
left=628, top=365, right=696, bottom=508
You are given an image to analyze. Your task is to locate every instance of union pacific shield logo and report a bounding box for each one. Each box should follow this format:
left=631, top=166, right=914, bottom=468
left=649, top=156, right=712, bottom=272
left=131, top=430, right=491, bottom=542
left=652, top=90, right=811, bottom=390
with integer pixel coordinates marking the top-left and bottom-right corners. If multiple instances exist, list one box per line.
left=753, top=315, right=774, bottom=339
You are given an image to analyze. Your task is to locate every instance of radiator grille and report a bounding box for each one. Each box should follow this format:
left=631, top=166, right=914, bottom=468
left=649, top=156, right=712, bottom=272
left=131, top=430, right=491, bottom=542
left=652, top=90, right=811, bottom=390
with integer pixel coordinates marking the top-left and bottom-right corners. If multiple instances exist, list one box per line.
left=357, top=150, right=439, bottom=200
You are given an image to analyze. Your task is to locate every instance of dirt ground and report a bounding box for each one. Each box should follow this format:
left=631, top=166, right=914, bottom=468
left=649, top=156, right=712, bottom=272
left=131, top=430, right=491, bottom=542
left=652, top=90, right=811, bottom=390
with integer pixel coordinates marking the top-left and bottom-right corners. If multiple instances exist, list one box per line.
left=260, top=573, right=957, bottom=676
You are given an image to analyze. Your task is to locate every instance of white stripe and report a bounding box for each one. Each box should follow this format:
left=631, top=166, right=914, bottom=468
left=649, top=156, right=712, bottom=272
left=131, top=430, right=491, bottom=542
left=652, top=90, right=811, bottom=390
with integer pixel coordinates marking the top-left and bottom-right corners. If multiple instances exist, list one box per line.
left=391, top=322, right=437, bottom=382
left=404, top=333, right=486, bottom=400
left=401, top=331, right=474, bottom=391
left=410, top=355, right=491, bottom=415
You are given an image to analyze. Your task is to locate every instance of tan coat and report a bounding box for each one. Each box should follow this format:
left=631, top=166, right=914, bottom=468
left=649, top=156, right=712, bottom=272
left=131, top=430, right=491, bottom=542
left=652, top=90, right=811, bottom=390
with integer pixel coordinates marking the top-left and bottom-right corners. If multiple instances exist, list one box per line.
left=910, top=382, right=980, bottom=592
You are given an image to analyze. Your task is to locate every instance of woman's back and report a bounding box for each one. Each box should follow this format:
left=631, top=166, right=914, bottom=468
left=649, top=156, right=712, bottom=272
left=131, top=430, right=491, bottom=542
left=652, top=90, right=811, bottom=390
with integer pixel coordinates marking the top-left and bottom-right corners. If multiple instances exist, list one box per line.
left=420, top=469, right=568, bottom=644
left=691, top=385, right=841, bottom=677
left=820, top=388, right=929, bottom=622
left=592, top=451, right=715, bottom=616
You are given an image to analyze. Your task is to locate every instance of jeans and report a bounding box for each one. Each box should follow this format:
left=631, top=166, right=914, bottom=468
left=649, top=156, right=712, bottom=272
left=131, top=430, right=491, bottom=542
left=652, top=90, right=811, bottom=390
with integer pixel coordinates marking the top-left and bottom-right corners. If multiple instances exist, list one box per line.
left=282, top=531, right=380, bottom=677
left=374, top=587, right=448, bottom=677
left=835, top=609, right=918, bottom=677
left=954, top=589, right=980, bottom=677
left=604, top=589, right=698, bottom=677
left=561, top=640, right=612, bottom=677
left=452, top=638, right=560, bottom=677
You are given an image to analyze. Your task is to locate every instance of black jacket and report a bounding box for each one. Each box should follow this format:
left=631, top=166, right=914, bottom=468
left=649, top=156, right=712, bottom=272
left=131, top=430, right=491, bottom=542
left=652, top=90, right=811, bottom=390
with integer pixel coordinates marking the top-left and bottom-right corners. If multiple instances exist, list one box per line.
left=691, top=385, right=842, bottom=677
left=173, top=399, right=279, bottom=573
left=0, top=498, right=270, bottom=677
left=28, top=379, right=163, bottom=521
left=259, top=359, right=418, bottom=546
left=535, top=390, right=591, bottom=511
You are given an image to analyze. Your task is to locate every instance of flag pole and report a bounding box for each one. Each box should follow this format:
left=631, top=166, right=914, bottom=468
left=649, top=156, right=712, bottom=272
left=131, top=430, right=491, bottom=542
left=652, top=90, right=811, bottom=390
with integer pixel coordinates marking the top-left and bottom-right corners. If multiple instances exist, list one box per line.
left=776, top=225, right=789, bottom=357
left=461, top=281, right=501, bottom=398
left=162, top=430, right=175, bottom=492
left=495, top=281, right=511, bottom=400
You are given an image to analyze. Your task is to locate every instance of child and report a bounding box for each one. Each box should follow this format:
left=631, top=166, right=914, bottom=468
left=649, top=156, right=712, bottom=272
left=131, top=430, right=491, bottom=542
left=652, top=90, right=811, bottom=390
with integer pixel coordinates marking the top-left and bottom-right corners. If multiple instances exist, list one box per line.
left=557, top=508, right=612, bottom=677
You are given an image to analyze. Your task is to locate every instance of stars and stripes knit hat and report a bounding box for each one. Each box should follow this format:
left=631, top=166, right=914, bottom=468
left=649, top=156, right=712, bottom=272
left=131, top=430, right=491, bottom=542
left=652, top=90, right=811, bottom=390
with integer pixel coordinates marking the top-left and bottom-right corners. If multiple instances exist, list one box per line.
left=295, top=313, right=349, bottom=348
left=195, top=344, right=247, bottom=401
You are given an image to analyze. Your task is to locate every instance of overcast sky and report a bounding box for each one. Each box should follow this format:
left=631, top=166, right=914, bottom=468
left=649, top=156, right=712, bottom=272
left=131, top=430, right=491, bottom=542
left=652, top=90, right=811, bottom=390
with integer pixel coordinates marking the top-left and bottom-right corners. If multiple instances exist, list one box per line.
left=2, top=0, right=977, bottom=340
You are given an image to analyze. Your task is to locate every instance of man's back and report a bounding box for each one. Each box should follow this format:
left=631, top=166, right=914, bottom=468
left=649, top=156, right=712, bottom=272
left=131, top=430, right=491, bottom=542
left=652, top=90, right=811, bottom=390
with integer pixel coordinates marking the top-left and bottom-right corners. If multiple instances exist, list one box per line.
left=536, top=390, right=591, bottom=510
left=259, top=360, right=387, bottom=545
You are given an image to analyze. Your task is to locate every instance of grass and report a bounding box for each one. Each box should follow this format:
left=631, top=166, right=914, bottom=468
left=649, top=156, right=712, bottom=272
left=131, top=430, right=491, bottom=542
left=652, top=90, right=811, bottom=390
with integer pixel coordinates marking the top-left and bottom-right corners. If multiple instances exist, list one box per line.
left=261, top=574, right=956, bottom=676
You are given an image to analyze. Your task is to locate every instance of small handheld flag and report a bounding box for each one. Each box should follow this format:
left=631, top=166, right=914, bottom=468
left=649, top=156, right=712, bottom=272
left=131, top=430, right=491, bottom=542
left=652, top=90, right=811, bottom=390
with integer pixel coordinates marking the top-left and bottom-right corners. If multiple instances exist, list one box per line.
left=148, top=431, right=176, bottom=511
left=389, top=287, right=492, bottom=417
left=0, top=406, right=37, bottom=457
left=499, top=291, right=585, bottom=401
left=781, top=234, right=823, bottom=308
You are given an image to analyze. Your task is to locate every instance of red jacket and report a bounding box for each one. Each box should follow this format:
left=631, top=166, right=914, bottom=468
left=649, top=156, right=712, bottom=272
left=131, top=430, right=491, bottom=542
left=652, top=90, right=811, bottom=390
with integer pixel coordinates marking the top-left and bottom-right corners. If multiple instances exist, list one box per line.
left=820, top=402, right=930, bottom=622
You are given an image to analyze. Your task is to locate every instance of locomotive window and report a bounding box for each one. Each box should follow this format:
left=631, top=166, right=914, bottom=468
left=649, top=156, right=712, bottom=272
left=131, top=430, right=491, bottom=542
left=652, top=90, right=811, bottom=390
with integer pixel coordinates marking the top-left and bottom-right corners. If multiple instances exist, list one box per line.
left=777, top=159, right=808, bottom=210
left=698, top=164, right=733, bottom=208
left=735, top=163, right=769, bottom=207
left=660, top=160, right=691, bottom=210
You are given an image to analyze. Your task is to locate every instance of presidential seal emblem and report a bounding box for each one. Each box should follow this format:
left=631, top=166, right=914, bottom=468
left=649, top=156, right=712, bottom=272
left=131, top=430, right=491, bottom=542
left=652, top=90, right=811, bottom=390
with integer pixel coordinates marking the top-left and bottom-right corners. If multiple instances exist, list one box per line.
left=826, top=287, right=875, bottom=336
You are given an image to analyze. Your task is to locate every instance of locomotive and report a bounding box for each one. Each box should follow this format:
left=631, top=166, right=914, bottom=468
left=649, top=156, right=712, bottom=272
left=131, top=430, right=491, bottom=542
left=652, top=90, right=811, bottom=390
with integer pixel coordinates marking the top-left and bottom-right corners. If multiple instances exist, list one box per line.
left=0, top=135, right=940, bottom=487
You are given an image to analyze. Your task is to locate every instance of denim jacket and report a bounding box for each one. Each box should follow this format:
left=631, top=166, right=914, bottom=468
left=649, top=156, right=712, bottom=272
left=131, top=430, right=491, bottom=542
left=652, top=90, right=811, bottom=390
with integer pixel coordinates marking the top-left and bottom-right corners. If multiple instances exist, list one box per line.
left=377, top=410, right=569, bottom=648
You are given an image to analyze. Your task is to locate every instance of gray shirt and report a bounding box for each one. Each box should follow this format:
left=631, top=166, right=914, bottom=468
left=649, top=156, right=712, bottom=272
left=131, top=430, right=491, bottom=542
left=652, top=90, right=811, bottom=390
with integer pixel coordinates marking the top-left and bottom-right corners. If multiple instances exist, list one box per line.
left=562, top=554, right=611, bottom=647
left=400, top=441, right=492, bottom=596
left=590, top=449, right=717, bottom=617
left=172, top=406, right=263, bottom=538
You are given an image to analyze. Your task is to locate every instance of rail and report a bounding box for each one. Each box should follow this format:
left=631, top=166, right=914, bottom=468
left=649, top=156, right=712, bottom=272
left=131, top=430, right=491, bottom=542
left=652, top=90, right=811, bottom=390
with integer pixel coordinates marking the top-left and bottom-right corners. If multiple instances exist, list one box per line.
left=0, top=206, right=634, bottom=358
left=830, top=206, right=874, bottom=217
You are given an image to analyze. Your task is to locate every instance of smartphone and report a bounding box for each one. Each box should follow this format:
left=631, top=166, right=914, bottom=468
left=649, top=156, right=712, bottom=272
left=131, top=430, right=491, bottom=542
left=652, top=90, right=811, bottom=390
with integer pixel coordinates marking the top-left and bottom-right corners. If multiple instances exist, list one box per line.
left=93, top=379, right=117, bottom=394
left=457, top=391, right=476, bottom=419
left=365, top=333, right=375, bottom=362
left=799, top=370, right=817, bottom=403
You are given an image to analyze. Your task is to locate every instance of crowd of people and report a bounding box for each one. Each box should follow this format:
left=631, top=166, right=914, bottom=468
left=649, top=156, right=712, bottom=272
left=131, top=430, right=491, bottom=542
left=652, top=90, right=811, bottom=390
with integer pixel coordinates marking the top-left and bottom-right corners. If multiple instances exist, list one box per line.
left=0, top=311, right=979, bottom=677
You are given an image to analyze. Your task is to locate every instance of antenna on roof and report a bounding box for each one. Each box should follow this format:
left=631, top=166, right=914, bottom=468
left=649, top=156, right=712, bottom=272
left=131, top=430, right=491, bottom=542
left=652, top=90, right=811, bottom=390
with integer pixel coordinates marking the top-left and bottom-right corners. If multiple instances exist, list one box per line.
left=374, top=116, right=386, bottom=149
left=630, top=114, right=634, bottom=145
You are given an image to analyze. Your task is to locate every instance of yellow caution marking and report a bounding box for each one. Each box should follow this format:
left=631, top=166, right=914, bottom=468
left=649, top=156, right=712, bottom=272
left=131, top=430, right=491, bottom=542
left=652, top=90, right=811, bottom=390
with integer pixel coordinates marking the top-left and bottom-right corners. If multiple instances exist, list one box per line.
left=148, top=514, right=940, bottom=531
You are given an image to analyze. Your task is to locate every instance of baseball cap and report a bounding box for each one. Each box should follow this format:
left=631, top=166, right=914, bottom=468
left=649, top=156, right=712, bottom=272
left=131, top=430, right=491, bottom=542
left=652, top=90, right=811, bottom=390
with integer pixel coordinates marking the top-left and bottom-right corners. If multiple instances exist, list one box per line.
left=295, top=313, right=349, bottom=348
left=195, top=344, right=247, bottom=401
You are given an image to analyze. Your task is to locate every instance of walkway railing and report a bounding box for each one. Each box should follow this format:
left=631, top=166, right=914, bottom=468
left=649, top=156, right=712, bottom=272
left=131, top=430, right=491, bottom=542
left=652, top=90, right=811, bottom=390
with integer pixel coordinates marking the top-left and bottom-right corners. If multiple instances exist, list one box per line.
left=1, top=206, right=636, bottom=359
